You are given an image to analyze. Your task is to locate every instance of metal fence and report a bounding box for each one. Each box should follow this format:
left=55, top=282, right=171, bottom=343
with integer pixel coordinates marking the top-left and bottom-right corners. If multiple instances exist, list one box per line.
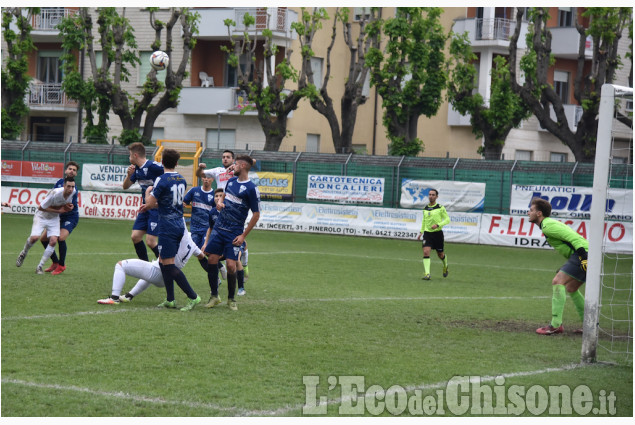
left=2, top=140, right=632, bottom=214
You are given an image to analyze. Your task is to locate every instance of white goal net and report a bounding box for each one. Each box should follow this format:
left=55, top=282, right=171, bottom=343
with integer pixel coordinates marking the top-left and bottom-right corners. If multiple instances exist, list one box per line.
left=581, top=84, right=633, bottom=364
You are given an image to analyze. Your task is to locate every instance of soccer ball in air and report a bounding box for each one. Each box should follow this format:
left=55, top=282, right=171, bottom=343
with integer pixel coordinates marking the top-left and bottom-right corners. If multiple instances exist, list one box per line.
left=150, top=51, right=169, bottom=71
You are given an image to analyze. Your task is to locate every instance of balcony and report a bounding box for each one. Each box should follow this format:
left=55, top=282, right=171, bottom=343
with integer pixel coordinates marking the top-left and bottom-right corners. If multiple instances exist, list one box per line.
left=549, top=27, right=593, bottom=59
left=195, top=7, right=297, bottom=42
left=30, top=8, right=76, bottom=41
left=177, top=87, right=257, bottom=116
left=447, top=105, right=472, bottom=127
left=453, top=17, right=527, bottom=50
left=27, top=83, right=78, bottom=111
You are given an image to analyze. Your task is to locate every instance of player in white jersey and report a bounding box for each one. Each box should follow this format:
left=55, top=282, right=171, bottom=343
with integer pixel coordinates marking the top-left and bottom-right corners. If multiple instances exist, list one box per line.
left=97, top=228, right=206, bottom=304
left=15, top=176, right=77, bottom=274
left=196, top=149, right=235, bottom=190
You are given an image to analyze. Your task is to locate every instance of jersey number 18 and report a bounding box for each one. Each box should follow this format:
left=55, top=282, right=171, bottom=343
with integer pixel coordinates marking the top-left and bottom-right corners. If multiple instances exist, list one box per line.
left=170, top=184, right=185, bottom=206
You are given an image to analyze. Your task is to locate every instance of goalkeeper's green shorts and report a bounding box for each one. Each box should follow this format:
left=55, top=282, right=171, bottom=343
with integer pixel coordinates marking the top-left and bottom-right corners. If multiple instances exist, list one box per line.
left=559, top=253, right=586, bottom=283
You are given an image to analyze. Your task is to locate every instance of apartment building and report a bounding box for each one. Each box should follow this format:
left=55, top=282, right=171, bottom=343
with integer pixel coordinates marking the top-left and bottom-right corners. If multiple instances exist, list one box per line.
left=5, top=7, right=632, bottom=162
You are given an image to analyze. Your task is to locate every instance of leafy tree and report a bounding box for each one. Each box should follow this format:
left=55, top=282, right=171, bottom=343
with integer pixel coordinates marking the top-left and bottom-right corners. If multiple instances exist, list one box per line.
left=223, top=10, right=314, bottom=151
left=296, top=7, right=379, bottom=153
left=366, top=7, right=451, bottom=156
left=58, top=7, right=199, bottom=145
left=509, top=7, right=633, bottom=162
left=447, top=37, right=532, bottom=160
left=1, top=7, right=38, bottom=140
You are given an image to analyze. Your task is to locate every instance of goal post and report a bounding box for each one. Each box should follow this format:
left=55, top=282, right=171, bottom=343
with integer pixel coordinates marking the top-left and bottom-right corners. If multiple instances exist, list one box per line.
left=581, top=84, right=634, bottom=364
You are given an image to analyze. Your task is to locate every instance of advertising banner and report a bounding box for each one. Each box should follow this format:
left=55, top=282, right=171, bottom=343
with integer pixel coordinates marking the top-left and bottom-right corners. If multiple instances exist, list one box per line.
left=81, top=163, right=140, bottom=192
left=510, top=184, right=633, bottom=220
left=21, top=161, right=64, bottom=179
left=400, top=179, right=486, bottom=212
left=248, top=171, right=293, bottom=201
left=306, top=175, right=384, bottom=205
left=1, top=160, right=22, bottom=176
left=480, top=214, right=632, bottom=254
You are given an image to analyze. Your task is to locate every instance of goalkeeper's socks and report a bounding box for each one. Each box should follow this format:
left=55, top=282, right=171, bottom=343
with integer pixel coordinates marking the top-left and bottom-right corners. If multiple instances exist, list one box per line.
left=551, top=284, right=566, bottom=328
left=423, top=257, right=431, bottom=275
left=441, top=255, right=448, bottom=268
left=568, top=290, right=585, bottom=321
left=134, top=241, right=149, bottom=262
left=151, top=245, right=160, bottom=259
left=38, top=245, right=55, bottom=268
left=40, top=239, right=59, bottom=264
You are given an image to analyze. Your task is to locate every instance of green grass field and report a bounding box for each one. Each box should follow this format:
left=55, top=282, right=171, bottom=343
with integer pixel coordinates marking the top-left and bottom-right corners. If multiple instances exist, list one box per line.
left=1, top=213, right=632, bottom=417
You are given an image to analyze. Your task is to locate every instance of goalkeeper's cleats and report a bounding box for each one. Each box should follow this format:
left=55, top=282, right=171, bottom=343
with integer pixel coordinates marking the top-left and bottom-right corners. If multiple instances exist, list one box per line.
left=422, top=274, right=431, bottom=280
left=535, top=324, right=564, bottom=335
left=98, top=297, right=120, bottom=305
left=579, top=257, right=588, bottom=272
left=35, top=265, right=44, bottom=275
left=51, top=265, right=66, bottom=275
left=443, top=266, right=449, bottom=278
left=180, top=295, right=201, bottom=312
left=228, top=299, right=238, bottom=311
left=45, top=263, right=58, bottom=273
left=16, top=250, right=27, bottom=267
left=157, top=299, right=177, bottom=309
left=205, top=296, right=222, bottom=308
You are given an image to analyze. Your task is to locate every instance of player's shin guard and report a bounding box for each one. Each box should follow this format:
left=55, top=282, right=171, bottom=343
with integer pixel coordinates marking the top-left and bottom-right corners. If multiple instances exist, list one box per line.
left=112, top=263, right=126, bottom=297
left=41, top=240, right=59, bottom=263
left=237, top=269, right=245, bottom=290
left=423, top=257, right=430, bottom=275
left=227, top=272, right=237, bottom=300
left=38, top=245, right=56, bottom=268
left=568, top=290, right=585, bottom=321
left=207, top=262, right=219, bottom=296
left=134, top=241, right=149, bottom=262
left=159, top=263, right=175, bottom=302
left=551, top=284, right=566, bottom=328
left=58, top=240, right=67, bottom=266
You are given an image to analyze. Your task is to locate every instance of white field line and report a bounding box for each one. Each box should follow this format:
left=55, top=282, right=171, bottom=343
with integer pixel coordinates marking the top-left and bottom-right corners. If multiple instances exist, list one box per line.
left=2, top=250, right=558, bottom=272
left=2, top=296, right=549, bottom=321
left=2, top=363, right=587, bottom=416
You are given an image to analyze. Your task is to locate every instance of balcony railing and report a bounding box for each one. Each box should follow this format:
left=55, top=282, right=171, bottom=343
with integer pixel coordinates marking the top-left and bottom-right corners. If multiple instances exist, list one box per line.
left=32, top=8, right=75, bottom=31
left=235, top=7, right=288, bottom=32
left=27, top=83, right=77, bottom=107
left=475, top=18, right=515, bottom=41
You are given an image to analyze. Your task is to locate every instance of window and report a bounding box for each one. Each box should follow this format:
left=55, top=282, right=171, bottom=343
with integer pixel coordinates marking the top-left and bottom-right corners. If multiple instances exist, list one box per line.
left=353, top=7, right=371, bottom=21
left=310, top=57, right=323, bottom=89
left=37, top=51, right=63, bottom=83
left=626, top=100, right=633, bottom=112
left=553, top=71, right=569, bottom=104
left=225, top=53, right=254, bottom=87
left=206, top=128, right=235, bottom=150
left=515, top=150, right=532, bottom=161
left=140, top=127, right=164, bottom=144
left=306, top=133, right=320, bottom=153
left=558, top=7, right=573, bottom=27
left=139, top=51, right=166, bottom=85
left=550, top=152, right=567, bottom=163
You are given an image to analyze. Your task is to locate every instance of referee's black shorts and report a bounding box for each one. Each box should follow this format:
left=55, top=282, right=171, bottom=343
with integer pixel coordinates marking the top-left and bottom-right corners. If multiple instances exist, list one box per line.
left=422, top=231, right=444, bottom=252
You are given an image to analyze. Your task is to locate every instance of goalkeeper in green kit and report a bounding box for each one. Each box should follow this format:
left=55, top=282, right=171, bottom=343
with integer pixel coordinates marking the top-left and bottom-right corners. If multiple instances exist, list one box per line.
left=528, top=198, right=588, bottom=335
left=416, top=189, right=450, bottom=280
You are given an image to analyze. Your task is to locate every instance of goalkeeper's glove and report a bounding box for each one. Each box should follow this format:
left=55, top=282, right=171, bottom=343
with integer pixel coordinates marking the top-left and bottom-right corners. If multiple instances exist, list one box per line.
left=576, top=248, right=588, bottom=272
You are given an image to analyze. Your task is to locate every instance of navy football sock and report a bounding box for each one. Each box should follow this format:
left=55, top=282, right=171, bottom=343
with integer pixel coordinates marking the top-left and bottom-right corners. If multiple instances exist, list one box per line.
left=237, top=270, right=245, bottom=290
left=134, top=241, right=149, bottom=262
left=168, top=264, right=197, bottom=299
left=227, top=272, right=237, bottom=300
left=150, top=245, right=160, bottom=259
left=207, top=262, right=219, bottom=296
left=58, top=240, right=67, bottom=266
left=198, top=257, right=209, bottom=272
left=159, top=263, right=175, bottom=302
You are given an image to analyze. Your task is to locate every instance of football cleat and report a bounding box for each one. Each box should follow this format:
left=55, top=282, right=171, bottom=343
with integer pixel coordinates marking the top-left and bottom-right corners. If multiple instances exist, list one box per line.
left=45, top=263, right=58, bottom=273
left=227, top=299, right=238, bottom=311
left=157, top=299, right=177, bottom=309
left=51, top=265, right=66, bottom=275
left=237, top=288, right=246, bottom=296
left=180, top=295, right=201, bottom=312
left=204, top=296, right=222, bottom=308
left=536, top=324, right=564, bottom=335
left=422, top=274, right=431, bottom=280
left=16, top=250, right=27, bottom=267
left=35, top=265, right=44, bottom=275
left=118, top=293, right=133, bottom=303
left=443, top=266, right=448, bottom=278
left=98, top=297, right=120, bottom=305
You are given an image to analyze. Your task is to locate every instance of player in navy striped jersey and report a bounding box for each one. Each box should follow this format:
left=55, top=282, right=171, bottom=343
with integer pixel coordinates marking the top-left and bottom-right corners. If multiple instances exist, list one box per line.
left=40, top=161, right=80, bottom=275
left=204, top=155, right=260, bottom=311
left=140, top=149, right=200, bottom=312
left=123, top=142, right=164, bottom=261
left=183, top=175, right=215, bottom=248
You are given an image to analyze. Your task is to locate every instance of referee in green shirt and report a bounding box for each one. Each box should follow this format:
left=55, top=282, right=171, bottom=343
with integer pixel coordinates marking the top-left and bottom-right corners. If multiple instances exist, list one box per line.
left=528, top=198, right=588, bottom=335
left=416, top=189, right=450, bottom=280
